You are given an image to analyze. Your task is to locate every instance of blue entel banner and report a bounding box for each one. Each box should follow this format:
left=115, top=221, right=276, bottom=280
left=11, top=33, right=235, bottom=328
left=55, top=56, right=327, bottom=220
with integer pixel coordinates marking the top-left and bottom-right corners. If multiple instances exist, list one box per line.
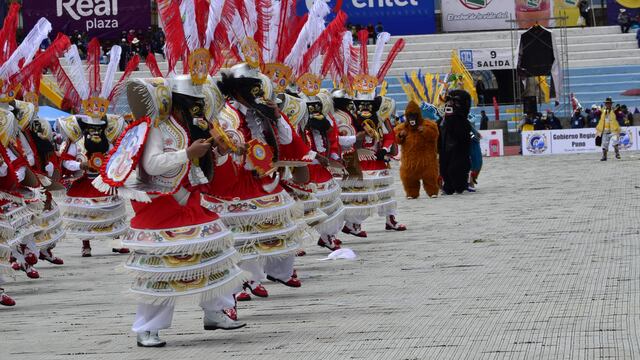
left=296, top=0, right=436, bottom=36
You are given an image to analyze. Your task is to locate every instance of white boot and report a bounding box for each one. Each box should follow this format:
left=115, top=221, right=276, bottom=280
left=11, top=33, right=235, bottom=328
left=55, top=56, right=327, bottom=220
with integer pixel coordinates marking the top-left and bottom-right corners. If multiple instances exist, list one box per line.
left=136, top=331, right=166, bottom=347
left=203, top=311, right=246, bottom=331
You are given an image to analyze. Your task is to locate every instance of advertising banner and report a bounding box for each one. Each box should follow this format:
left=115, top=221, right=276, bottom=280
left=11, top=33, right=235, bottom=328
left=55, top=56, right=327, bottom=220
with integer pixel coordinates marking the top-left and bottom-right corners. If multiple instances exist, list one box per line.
left=479, top=129, right=505, bottom=156
left=521, top=127, right=639, bottom=156
left=297, top=0, right=436, bottom=36
left=459, top=48, right=514, bottom=70
left=443, top=0, right=582, bottom=32
left=442, top=0, right=514, bottom=32
left=21, top=0, right=151, bottom=40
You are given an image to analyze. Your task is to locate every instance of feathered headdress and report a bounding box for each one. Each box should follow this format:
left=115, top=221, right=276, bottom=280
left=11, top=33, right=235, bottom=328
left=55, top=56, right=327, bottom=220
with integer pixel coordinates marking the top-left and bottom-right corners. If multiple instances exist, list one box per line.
left=52, top=38, right=139, bottom=123
left=156, top=0, right=237, bottom=93
left=260, top=0, right=307, bottom=92
left=13, top=34, right=72, bottom=112
left=0, top=3, right=53, bottom=104
left=284, top=2, right=346, bottom=98
left=348, top=30, right=405, bottom=100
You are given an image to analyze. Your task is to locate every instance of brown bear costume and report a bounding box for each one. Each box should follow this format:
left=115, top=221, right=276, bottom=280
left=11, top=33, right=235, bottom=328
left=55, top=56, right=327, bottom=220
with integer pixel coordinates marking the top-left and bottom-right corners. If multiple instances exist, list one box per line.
left=395, top=101, right=440, bottom=198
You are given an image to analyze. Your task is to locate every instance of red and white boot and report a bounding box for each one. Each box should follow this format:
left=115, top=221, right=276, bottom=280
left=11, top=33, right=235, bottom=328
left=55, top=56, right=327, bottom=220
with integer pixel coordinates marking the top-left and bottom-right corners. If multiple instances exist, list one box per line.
left=235, top=291, right=251, bottom=302
left=39, top=248, right=64, bottom=265
left=266, top=274, right=301, bottom=288
left=385, top=215, right=406, bottom=231
left=342, top=223, right=367, bottom=238
left=223, top=307, right=238, bottom=321
left=245, top=281, right=268, bottom=298
left=19, top=263, right=40, bottom=279
left=317, top=235, right=341, bottom=251
left=21, top=245, right=38, bottom=266
left=0, top=289, right=15, bottom=306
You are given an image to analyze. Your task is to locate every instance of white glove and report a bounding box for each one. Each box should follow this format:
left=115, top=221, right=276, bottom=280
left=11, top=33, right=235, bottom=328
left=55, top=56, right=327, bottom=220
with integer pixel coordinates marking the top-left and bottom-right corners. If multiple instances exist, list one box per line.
left=45, top=162, right=54, bottom=177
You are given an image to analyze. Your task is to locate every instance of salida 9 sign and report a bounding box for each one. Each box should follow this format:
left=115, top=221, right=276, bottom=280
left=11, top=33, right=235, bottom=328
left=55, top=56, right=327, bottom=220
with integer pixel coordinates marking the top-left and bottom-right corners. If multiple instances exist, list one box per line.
left=22, top=0, right=151, bottom=40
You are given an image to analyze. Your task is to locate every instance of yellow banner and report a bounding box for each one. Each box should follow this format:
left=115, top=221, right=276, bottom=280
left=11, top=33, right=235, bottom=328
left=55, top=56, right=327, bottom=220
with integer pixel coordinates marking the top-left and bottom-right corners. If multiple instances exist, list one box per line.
left=554, top=0, right=581, bottom=27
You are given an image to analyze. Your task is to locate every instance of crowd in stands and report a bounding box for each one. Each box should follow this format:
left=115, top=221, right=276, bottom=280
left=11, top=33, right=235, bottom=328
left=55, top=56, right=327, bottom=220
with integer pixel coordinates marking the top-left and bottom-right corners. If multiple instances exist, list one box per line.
left=517, top=103, right=636, bottom=131
left=570, top=103, right=635, bottom=129
left=39, top=27, right=166, bottom=70
left=347, top=22, right=384, bottom=44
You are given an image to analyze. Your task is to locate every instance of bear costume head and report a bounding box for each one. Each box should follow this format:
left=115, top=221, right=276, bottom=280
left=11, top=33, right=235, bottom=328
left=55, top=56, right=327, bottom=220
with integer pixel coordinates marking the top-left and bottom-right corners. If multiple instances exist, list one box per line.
left=404, top=101, right=424, bottom=129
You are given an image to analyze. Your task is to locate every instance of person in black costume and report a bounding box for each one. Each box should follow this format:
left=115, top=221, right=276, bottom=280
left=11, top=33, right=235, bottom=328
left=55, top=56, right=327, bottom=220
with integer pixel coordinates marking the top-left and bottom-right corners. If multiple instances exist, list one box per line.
left=439, top=90, right=472, bottom=195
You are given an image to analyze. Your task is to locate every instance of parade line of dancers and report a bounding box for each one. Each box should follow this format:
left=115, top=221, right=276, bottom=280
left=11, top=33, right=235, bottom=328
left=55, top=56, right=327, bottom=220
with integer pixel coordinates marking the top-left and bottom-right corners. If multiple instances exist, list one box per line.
left=0, top=0, right=476, bottom=347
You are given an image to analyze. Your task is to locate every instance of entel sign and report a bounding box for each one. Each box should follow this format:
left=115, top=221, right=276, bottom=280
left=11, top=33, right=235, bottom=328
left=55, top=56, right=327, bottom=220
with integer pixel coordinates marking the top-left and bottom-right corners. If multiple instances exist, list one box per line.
left=352, top=0, right=419, bottom=8
left=306, top=0, right=420, bottom=10
left=57, top=0, right=119, bottom=31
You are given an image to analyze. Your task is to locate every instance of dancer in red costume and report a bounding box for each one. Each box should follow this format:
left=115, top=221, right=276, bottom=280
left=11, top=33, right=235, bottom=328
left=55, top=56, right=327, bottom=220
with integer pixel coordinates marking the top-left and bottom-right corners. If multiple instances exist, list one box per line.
left=0, top=117, right=33, bottom=304
left=329, top=30, right=407, bottom=238
left=0, top=5, right=67, bottom=278
left=12, top=36, right=73, bottom=266
left=91, top=0, right=249, bottom=346
left=202, top=63, right=312, bottom=303
left=53, top=39, right=137, bottom=257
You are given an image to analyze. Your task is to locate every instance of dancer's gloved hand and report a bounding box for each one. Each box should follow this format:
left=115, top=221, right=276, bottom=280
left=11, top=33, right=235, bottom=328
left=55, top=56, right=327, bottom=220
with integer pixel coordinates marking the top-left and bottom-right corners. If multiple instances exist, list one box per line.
left=187, top=139, right=212, bottom=160
left=316, top=154, right=329, bottom=167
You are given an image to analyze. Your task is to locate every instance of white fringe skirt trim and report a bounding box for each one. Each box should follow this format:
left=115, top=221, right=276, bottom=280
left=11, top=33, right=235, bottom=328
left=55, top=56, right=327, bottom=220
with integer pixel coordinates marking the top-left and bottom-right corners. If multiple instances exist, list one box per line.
left=122, top=220, right=234, bottom=256
left=128, top=266, right=249, bottom=306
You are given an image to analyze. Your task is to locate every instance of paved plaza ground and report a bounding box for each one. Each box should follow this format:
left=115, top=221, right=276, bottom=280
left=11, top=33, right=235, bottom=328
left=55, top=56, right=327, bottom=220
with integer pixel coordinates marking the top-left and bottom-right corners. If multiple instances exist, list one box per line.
left=4, top=152, right=640, bottom=359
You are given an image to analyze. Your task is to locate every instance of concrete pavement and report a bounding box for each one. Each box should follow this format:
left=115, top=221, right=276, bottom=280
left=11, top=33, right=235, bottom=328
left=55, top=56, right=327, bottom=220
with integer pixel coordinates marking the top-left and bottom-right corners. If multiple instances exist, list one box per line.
left=3, top=152, right=640, bottom=359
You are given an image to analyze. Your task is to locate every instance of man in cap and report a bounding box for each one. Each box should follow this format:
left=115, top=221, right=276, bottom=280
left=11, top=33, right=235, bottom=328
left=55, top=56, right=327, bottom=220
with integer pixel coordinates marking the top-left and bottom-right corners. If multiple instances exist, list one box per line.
left=596, top=97, right=622, bottom=161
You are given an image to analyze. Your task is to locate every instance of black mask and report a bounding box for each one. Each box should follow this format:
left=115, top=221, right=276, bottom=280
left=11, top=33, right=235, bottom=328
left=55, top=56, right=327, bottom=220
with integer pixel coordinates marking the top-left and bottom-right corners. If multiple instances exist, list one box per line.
left=334, top=98, right=356, bottom=119
left=172, top=92, right=214, bottom=180
left=354, top=99, right=381, bottom=128
left=172, top=93, right=210, bottom=141
left=217, top=73, right=280, bottom=162
left=306, top=101, right=331, bottom=133
left=444, top=90, right=471, bottom=119
left=79, top=120, right=109, bottom=156
left=29, top=121, right=55, bottom=171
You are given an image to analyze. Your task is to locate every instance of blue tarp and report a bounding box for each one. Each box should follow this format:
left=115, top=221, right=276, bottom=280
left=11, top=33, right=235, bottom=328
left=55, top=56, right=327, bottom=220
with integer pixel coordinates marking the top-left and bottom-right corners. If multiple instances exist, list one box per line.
left=38, top=106, right=70, bottom=128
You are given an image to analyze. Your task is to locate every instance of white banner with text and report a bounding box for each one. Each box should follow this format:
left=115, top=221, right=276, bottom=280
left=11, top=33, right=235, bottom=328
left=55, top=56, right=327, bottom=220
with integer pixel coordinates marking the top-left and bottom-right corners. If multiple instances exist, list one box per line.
left=521, top=127, right=639, bottom=156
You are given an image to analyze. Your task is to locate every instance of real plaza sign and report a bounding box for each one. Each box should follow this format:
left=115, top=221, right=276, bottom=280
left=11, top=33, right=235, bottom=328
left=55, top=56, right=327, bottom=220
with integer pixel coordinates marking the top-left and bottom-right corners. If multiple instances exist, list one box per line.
left=22, top=0, right=151, bottom=39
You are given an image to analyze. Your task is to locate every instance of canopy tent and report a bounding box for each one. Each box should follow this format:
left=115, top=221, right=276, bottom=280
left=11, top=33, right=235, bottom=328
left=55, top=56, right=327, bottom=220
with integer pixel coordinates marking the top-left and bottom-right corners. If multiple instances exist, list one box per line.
left=38, top=105, right=70, bottom=128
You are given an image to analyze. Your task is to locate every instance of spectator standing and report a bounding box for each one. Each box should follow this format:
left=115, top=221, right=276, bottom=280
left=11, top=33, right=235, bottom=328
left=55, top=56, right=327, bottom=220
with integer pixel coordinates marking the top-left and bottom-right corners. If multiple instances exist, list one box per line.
left=131, top=38, right=141, bottom=57
left=548, top=111, right=562, bottom=129
left=479, top=110, right=489, bottom=130
left=127, top=29, right=136, bottom=43
left=596, top=97, right=621, bottom=161
left=375, top=22, right=384, bottom=36
left=621, top=105, right=633, bottom=126
left=475, top=78, right=486, bottom=105
left=367, top=23, right=375, bottom=44
left=518, top=112, right=536, bottom=132
left=571, top=108, right=585, bottom=128
left=534, top=112, right=548, bottom=130
left=578, top=0, right=592, bottom=27
left=587, top=105, right=600, bottom=127
left=119, top=38, right=131, bottom=71
left=618, top=9, right=631, bottom=33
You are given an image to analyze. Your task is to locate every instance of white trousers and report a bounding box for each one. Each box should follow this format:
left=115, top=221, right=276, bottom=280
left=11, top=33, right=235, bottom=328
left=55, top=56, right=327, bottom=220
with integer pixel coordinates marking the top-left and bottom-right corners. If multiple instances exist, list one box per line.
left=263, top=254, right=295, bottom=281
left=131, top=294, right=235, bottom=333
left=239, top=258, right=266, bottom=283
